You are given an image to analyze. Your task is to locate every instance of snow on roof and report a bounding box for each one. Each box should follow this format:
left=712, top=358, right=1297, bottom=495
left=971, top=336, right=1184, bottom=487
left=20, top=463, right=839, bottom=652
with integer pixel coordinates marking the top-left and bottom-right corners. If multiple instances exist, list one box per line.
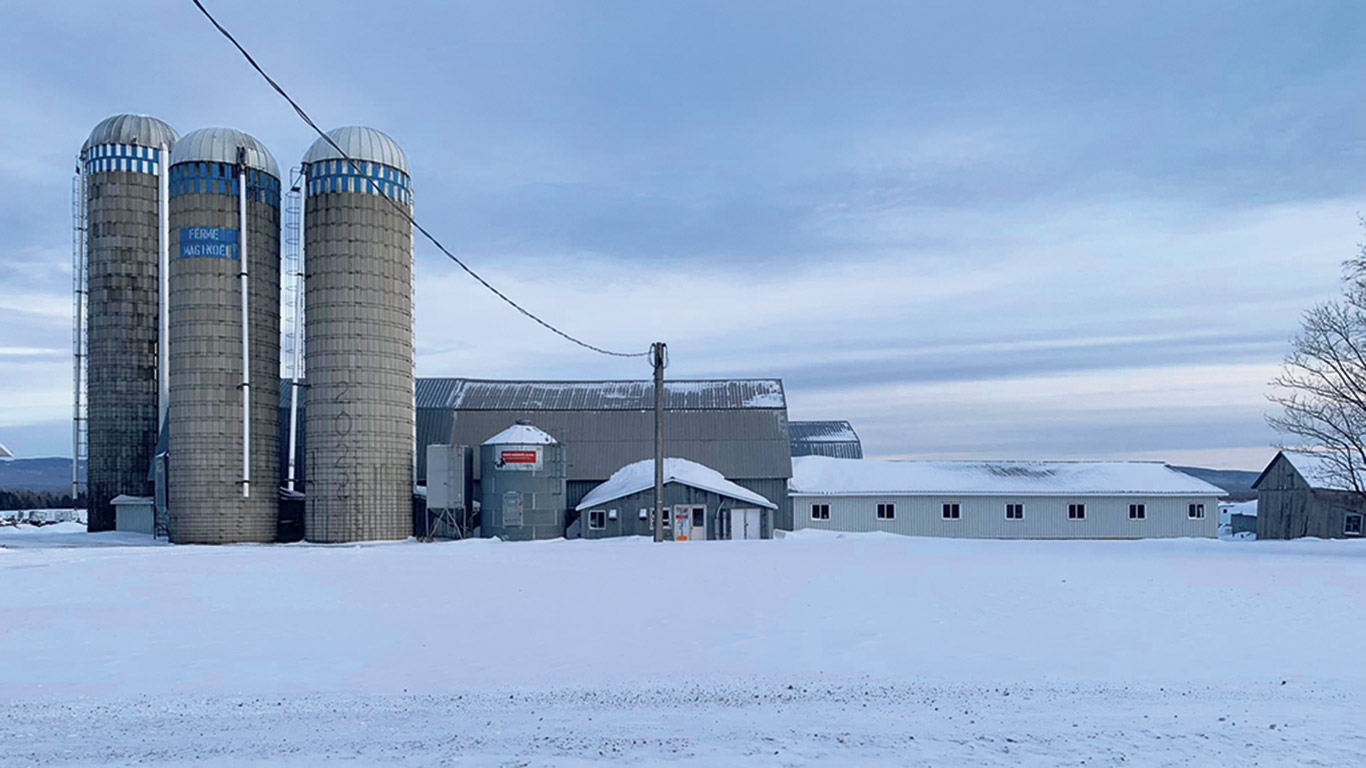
left=1279, top=450, right=1363, bottom=492
left=109, top=495, right=154, bottom=505
left=576, top=458, right=777, bottom=511
left=416, top=378, right=787, bottom=411
left=482, top=423, right=557, bottom=446
left=0, top=442, right=12, bottom=459
left=790, top=456, right=1225, bottom=497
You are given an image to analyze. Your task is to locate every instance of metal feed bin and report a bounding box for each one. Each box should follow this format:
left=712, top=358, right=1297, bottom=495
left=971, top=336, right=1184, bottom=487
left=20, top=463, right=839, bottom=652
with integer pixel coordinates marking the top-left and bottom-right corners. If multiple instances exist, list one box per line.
left=478, top=421, right=566, bottom=541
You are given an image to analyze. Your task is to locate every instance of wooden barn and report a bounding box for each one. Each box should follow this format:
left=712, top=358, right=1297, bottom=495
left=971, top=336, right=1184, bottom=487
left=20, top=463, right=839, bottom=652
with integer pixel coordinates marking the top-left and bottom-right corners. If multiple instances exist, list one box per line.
left=1252, top=451, right=1366, bottom=540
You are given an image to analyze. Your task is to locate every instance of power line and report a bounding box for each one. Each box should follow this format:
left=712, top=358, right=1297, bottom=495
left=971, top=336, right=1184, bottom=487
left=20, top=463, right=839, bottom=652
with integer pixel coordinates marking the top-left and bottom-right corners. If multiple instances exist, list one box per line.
left=190, top=0, right=649, bottom=359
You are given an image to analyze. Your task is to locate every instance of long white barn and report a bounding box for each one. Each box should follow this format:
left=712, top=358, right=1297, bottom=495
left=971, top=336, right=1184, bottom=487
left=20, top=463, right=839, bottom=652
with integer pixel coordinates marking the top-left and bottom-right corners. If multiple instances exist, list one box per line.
left=790, top=456, right=1222, bottom=539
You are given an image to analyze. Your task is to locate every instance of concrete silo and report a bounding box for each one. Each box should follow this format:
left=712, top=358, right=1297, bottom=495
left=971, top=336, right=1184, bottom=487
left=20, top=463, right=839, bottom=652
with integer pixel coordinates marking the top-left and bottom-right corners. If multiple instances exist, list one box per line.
left=166, top=128, right=282, bottom=543
left=480, top=422, right=567, bottom=540
left=301, top=127, right=415, bottom=542
left=79, top=114, right=178, bottom=532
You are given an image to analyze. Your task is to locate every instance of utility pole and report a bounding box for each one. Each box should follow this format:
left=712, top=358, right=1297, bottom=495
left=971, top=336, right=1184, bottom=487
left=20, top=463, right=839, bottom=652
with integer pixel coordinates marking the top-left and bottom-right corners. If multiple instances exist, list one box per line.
left=652, top=341, right=666, bottom=542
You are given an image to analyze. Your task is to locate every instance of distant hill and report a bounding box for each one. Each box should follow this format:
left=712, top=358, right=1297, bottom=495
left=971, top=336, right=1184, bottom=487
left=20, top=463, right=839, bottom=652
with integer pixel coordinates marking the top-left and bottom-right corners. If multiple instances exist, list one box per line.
left=0, top=457, right=84, bottom=493
left=1172, top=466, right=1260, bottom=501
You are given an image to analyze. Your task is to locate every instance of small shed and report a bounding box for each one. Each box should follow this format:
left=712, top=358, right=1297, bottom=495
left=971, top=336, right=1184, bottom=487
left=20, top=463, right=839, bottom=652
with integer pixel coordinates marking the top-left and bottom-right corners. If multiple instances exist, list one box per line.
left=111, top=494, right=155, bottom=535
left=1252, top=451, right=1366, bottom=539
left=576, top=458, right=777, bottom=540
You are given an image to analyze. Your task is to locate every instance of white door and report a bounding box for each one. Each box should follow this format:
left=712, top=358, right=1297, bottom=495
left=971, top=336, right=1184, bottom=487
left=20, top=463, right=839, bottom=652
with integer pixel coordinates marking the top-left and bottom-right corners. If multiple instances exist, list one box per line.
left=729, top=508, right=762, bottom=539
left=673, top=505, right=705, bottom=541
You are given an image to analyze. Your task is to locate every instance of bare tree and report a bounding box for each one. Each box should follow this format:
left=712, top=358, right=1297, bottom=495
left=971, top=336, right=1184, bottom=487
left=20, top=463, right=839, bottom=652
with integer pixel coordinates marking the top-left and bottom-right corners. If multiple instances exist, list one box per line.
left=1269, top=223, right=1366, bottom=493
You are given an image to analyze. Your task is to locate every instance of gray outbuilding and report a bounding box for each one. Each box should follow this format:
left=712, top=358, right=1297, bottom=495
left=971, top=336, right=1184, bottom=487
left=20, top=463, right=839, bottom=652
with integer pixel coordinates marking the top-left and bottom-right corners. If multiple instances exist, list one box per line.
left=791, top=456, right=1222, bottom=539
left=575, top=458, right=777, bottom=540
left=1252, top=451, right=1366, bottom=540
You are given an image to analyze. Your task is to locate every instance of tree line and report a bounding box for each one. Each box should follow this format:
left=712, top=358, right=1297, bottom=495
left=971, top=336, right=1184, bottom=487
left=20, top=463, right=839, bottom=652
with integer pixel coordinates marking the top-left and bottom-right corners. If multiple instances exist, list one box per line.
left=0, top=489, right=85, bottom=512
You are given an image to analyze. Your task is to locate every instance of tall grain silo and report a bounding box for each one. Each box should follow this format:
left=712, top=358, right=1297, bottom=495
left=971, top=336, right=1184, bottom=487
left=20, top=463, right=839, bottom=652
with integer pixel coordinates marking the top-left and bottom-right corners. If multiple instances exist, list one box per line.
left=80, top=114, right=178, bottom=532
left=301, top=126, right=415, bottom=542
left=166, top=128, right=282, bottom=544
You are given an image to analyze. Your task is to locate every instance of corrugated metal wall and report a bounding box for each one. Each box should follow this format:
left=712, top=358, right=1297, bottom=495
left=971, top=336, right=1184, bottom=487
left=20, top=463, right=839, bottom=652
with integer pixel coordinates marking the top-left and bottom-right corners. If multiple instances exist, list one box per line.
left=451, top=409, right=791, bottom=482
left=792, top=494, right=1219, bottom=538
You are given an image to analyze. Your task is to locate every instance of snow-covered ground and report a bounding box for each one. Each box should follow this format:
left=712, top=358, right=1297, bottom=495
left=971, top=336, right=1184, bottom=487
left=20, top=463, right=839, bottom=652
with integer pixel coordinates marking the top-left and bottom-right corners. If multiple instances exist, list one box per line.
left=3, top=530, right=1364, bottom=765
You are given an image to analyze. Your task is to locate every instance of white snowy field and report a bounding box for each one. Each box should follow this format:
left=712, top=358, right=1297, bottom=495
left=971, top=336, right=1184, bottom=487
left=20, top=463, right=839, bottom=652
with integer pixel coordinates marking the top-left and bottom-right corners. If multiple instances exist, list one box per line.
left=2, top=528, right=1365, bottom=766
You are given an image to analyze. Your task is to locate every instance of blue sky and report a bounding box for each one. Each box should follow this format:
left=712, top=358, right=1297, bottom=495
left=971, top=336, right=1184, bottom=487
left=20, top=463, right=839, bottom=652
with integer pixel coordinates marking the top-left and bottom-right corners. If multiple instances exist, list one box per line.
left=2, top=1, right=1363, bottom=468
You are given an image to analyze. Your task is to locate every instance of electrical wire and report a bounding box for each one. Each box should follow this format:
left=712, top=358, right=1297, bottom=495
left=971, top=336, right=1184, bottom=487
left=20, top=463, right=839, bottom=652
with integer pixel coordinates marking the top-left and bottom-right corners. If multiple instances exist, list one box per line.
left=190, top=0, right=650, bottom=359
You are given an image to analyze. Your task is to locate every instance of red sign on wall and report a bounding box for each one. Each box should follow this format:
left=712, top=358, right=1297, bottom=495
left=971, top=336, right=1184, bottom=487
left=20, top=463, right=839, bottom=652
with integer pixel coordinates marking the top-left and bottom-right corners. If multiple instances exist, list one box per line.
left=500, top=450, right=539, bottom=464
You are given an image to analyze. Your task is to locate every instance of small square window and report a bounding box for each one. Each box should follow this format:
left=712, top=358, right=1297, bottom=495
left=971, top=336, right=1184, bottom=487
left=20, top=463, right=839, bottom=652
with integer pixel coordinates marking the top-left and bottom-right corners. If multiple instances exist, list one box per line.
left=588, top=510, right=606, bottom=530
left=692, top=508, right=704, bottom=527
left=1188, top=503, right=1205, bottom=520
left=811, top=504, right=830, bottom=520
left=1346, top=514, right=1363, bottom=536
left=942, top=503, right=960, bottom=520
left=1005, top=503, right=1024, bottom=520
left=1068, top=504, right=1086, bottom=520
left=877, top=503, right=895, bottom=520
left=1129, top=504, right=1146, bottom=520
left=639, top=508, right=649, bottom=520
left=608, top=509, right=618, bottom=521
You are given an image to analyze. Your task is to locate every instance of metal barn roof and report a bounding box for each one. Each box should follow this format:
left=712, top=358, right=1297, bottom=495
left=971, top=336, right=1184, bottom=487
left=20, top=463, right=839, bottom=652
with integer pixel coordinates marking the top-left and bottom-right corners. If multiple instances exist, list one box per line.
left=303, top=126, right=408, bottom=173
left=83, top=114, right=178, bottom=151
left=171, top=127, right=280, bottom=179
left=791, top=456, right=1225, bottom=497
left=790, top=420, right=864, bottom=459
left=417, top=378, right=786, bottom=411
left=577, top=458, right=777, bottom=511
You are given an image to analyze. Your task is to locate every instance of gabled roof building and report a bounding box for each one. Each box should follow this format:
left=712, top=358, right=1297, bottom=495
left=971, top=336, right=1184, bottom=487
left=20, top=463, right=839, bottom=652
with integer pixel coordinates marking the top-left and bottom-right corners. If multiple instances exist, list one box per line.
left=790, top=456, right=1221, bottom=539
left=1252, top=450, right=1366, bottom=539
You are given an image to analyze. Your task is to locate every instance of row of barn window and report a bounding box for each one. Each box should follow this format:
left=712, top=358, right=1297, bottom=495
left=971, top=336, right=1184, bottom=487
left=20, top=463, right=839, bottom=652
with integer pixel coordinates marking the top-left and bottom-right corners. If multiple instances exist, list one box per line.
left=809, top=502, right=1208, bottom=521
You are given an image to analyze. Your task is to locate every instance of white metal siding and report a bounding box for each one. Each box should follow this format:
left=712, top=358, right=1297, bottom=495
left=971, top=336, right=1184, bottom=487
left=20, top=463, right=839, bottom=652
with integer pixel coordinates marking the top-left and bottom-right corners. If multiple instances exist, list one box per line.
left=791, top=494, right=1219, bottom=538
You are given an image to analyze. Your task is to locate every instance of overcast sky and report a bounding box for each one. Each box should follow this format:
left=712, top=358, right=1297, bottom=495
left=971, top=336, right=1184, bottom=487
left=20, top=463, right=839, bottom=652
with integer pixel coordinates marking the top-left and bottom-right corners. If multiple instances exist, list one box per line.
left=2, top=1, right=1364, bottom=469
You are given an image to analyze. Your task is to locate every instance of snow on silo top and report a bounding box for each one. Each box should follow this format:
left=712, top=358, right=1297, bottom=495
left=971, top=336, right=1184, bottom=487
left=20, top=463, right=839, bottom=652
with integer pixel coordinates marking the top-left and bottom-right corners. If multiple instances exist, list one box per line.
left=483, top=423, right=557, bottom=446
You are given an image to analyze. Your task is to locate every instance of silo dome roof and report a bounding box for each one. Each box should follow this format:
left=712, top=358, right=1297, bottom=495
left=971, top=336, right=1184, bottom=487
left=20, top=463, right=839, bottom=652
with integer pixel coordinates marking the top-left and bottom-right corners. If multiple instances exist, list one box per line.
left=483, top=423, right=557, bottom=446
left=83, top=114, right=178, bottom=151
left=303, top=126, right=408, bottom=174
left=170, top=127, right=280, bottom=179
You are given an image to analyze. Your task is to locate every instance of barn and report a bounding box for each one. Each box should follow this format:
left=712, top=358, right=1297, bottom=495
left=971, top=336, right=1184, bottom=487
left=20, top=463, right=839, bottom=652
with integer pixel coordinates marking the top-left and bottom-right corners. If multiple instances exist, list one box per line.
left=1251, top=450, right=1366, bottom=540
left=790, top=456, right=1222, bottom=539
left=419, top=378, right=793, bottom=527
